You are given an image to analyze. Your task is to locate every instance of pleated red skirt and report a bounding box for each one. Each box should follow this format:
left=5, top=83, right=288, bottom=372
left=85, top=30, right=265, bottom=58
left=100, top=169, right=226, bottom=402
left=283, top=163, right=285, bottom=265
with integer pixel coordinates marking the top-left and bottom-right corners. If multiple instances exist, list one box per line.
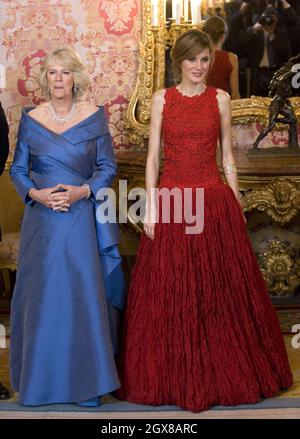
left=116, top=184, right=293, bottom=412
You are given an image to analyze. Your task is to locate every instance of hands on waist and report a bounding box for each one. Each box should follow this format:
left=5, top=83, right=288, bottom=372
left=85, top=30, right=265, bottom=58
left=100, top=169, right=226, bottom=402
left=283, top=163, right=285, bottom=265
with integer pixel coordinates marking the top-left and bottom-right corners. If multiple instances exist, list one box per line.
left=28, top=183, right=90, bottom=212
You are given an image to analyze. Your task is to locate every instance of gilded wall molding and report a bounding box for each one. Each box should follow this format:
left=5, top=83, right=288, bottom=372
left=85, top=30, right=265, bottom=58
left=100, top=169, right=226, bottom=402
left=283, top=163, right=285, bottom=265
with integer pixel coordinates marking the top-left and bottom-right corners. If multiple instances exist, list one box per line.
left=125, top=0, right=165, bottom=146
left=242, top=177, right=300, bottom=225
left=232, top=96, right=300, bottom=126
left=259, top=240, right=300, bottom=296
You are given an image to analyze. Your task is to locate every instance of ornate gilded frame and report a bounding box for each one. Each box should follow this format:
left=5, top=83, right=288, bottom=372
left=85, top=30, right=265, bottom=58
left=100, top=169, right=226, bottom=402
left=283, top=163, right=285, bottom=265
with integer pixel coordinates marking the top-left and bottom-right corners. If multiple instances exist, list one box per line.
left=126, top=0, right=165, bottom=146
left=126, top=1, right=300, bottom=145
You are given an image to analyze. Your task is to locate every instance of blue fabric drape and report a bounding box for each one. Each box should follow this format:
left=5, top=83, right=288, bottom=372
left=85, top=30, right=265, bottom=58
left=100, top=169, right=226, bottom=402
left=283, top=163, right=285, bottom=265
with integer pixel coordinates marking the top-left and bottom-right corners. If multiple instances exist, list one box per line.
left=10, top=108, right=125, bottom=405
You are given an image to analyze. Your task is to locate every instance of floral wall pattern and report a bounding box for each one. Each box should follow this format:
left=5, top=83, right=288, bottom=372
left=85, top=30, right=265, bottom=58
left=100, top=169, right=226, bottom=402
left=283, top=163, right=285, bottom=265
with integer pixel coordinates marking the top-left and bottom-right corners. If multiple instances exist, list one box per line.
left=0, top=0, right=141, bottom=159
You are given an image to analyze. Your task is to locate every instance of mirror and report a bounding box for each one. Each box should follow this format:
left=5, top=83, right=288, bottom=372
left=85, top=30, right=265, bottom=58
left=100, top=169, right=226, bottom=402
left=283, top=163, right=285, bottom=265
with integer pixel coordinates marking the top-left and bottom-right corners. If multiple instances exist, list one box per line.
left=125, top=0, right=300, bottom=147
left=127, top=0, right=209, bottom=146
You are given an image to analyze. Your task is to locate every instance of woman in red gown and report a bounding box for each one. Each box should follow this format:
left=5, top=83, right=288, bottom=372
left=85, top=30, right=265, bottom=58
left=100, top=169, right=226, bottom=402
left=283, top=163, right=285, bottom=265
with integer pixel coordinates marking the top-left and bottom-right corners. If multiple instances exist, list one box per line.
left=203, top=15, right=240, bottom=100
left=116, top=29, right=292, bottom=412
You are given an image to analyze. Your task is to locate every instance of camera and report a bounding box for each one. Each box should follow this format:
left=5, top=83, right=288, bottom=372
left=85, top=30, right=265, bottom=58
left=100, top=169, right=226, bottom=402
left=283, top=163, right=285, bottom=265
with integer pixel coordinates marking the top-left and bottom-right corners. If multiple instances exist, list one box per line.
left=258, top=12, right=275, bottom=26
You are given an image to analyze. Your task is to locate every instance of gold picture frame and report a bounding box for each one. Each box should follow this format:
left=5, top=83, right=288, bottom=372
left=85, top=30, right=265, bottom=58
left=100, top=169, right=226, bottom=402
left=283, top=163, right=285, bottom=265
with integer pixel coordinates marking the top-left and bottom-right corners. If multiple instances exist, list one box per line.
left=126, top=0, right=300, bottom=146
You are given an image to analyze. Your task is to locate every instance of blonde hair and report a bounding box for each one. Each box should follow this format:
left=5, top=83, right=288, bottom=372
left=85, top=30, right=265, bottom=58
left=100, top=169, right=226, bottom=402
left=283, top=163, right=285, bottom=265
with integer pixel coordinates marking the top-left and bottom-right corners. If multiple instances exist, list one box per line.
left=37, top=47, right=90, bottom=101
left=170, top=29, right=213, bottom=83
left=202, top=15, right=228, bottom=45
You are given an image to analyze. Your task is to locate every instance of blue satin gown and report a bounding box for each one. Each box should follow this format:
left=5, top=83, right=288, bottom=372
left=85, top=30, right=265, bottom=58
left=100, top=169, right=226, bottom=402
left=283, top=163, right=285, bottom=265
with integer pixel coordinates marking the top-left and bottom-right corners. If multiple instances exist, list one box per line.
left=10, top=107, right=125, bottom=406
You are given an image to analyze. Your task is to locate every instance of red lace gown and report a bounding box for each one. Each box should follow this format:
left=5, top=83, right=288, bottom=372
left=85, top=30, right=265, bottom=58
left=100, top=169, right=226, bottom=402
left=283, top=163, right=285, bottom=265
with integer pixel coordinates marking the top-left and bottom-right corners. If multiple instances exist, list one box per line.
left=206, top=50, right=232, bottom=94
left=116, top=86, right=293, bottom=412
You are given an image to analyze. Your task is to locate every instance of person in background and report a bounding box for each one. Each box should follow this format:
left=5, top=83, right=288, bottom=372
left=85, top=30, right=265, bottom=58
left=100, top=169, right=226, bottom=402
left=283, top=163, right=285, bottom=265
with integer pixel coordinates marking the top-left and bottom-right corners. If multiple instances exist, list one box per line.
left=225, top=1, right=265, bottom=61
left=224, top=1, right=266, bottom=97
left=10, top=47, right=125, bottom=406
left=0, top=100, right=10, bottom=400
left=203, top=15, right=240, bottom=99
left=266, top=0, right=298, bottom=56
left=244, top=7, right=291, bottom=96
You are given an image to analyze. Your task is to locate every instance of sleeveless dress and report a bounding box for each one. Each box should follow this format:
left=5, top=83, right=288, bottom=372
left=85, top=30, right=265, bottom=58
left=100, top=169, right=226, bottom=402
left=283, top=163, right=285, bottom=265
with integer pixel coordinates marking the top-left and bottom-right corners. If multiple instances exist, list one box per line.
left=206, top=50, right=233, bottom=94
left=116, top=86, right=293, bottom=412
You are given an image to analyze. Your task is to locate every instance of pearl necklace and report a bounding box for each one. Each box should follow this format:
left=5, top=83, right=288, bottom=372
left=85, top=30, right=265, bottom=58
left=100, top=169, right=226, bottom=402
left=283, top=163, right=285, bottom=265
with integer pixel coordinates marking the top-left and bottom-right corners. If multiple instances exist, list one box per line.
left=48, top=102, right=76, bottom=125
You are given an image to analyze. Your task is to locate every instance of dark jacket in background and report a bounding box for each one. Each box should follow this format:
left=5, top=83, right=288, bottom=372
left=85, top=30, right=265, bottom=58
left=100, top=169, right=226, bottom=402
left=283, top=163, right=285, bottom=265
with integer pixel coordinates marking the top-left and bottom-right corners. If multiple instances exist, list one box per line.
left=0, top=101, right=9, bottom=242
left=0, top=102, right=9, bottom=176
left=225, top=1, right=265, bottom=58
left=243, top=24, right=291, bottom=69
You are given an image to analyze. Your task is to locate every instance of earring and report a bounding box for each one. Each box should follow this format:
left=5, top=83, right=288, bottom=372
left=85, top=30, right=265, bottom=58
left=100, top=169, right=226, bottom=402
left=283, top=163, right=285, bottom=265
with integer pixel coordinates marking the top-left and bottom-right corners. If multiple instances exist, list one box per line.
left=73, top=86, right=77, bottom=93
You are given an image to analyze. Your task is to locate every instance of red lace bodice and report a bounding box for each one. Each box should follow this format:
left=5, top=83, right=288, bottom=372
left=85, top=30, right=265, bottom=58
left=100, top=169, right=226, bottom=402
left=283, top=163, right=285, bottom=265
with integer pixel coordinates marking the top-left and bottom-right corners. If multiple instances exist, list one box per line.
left=206, top=50, right=233, bottom=94
left=160, top=86, right=222, bottom=189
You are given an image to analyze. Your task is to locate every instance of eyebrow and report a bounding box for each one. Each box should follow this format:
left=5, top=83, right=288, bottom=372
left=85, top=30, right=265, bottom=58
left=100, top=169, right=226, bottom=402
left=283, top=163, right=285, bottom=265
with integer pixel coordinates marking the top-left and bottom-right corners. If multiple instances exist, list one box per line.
left=47, top=68, right=71, bottom=71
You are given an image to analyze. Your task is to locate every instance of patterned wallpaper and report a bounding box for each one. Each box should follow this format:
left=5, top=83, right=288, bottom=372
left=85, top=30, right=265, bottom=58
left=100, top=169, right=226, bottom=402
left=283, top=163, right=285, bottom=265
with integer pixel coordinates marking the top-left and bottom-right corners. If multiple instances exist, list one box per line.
left=0, top=0, right=141, bottom=158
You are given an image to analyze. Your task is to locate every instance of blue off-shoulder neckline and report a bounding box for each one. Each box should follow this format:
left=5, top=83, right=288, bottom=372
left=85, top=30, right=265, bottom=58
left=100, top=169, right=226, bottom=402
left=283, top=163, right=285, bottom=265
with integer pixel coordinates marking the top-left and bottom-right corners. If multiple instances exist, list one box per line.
left=22, top=106, right=103, bottom=137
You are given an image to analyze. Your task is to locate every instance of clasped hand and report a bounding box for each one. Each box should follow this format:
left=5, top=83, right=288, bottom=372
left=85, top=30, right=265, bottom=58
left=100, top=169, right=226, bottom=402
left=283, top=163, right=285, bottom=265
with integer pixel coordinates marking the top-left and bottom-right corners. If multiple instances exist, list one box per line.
left=29, top=184, right=89, bottom=212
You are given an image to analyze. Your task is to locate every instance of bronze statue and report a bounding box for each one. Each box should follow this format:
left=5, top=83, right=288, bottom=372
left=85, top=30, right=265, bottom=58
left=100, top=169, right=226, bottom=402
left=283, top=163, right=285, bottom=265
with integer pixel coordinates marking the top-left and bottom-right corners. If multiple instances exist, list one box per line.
left=252, top=54, right=300, bottom=151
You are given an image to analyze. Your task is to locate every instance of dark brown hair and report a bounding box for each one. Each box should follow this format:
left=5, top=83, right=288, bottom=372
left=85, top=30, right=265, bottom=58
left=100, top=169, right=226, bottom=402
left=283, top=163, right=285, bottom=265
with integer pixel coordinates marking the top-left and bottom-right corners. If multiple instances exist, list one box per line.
left=202, top=15, right=228, bottom=45
left=170, top=29, right=213, bottom=83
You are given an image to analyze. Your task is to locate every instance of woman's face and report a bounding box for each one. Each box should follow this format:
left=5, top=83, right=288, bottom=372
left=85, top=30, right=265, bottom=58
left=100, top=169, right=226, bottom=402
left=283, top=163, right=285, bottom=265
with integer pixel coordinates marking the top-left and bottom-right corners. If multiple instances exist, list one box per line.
left=181, top=48, right=212, bottom=85
left=46, top=62, right=74, bottom=100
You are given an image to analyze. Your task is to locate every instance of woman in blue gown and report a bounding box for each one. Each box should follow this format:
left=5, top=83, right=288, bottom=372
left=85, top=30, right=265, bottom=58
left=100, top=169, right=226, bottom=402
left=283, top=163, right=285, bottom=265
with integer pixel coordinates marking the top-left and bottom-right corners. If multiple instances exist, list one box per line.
left=10, top=47, right=124, bottom=406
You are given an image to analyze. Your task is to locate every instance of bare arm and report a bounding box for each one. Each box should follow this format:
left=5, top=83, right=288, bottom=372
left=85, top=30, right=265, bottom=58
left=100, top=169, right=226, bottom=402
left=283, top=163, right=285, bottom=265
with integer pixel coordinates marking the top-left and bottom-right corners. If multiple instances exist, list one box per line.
left=216, top=90, right=240, bottom=202
left=228, top=52, right=240, bottom=100
left=144, top=89, right=165, bottom=239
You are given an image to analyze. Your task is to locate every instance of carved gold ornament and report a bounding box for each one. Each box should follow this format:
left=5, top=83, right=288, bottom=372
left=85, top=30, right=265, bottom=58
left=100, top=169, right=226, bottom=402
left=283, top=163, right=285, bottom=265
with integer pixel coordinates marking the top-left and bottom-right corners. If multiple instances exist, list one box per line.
left=126, top=0, right=165, bottom=146
left=259, top=240, right=300, bottom=296
left=242, top=177, right=300, bottom=225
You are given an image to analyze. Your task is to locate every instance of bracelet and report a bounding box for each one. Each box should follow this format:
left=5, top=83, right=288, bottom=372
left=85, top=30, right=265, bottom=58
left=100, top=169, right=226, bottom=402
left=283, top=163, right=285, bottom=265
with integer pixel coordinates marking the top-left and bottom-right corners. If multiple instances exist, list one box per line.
left=82, top=184, right=91, bottom=199
left=223, top=163, right=237, bottom=175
